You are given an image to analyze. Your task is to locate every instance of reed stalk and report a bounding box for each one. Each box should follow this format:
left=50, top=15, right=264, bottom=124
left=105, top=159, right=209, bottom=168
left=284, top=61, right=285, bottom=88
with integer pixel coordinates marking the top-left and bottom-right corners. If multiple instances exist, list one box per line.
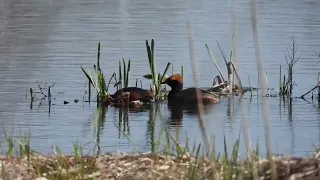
left=279, top=65, right=282, bottom=95
left=205, top=44, right=225, bottom=82
left=186, top=21, right=210, bottom=154
left=230, top=1, right=258, bottom=179
left=181, top=65, right=184, bottom=79
left=118, top=59, right=131, bottom=89
left=81, top=42, right=108, bottom=104
left=145, top=39, right=171, bottom=100
left=250, top=0, right=276, bottom=179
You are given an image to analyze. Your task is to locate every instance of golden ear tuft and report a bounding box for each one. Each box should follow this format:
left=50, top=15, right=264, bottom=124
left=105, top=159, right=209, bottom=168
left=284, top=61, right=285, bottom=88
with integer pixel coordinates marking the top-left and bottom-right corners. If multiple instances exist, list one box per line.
left=170, top=74, right=183, bottom=83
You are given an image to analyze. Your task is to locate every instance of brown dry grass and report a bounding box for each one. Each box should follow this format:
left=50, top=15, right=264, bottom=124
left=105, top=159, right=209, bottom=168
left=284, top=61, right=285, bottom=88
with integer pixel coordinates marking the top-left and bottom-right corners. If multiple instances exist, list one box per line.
left=1, top=152, right=320, bottom=180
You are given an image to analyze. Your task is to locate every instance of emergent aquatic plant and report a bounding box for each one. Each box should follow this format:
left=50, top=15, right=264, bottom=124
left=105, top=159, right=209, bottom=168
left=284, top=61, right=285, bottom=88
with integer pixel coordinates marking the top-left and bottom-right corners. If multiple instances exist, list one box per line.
left=81, top=42, right=109, bottom=104
left=144, top=39, right=171, bottom=101
left=116, top=58, right=131, bottom=90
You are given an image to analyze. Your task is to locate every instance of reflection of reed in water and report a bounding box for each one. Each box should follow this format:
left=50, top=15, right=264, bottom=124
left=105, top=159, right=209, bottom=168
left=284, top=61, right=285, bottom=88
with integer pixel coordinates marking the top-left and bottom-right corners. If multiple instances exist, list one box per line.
left=226, top=96, right=234, bottom=121
left=118, top=106, right=130, bottom=138
left=146, top=103, right=159, bottom=153
left=93, top=105, right=107, bottom=156
left=117, top=103, right=153, bottom=140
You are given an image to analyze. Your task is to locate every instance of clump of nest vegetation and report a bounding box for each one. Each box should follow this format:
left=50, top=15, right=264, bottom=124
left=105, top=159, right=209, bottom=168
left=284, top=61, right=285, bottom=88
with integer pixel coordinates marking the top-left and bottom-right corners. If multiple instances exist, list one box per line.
left=1, top=150, right=320, bottom=180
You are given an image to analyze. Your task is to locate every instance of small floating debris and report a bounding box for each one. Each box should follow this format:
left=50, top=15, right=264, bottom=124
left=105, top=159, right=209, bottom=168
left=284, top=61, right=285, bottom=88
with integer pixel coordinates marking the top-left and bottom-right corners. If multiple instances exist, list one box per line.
left=63, top=101, right=69, bottom=105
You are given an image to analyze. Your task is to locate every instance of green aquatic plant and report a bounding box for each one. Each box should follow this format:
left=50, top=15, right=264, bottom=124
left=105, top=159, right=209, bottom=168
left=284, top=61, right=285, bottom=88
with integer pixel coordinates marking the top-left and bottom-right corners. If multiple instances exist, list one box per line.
left=117, top=58, right=131, bottom=90
left=144, top=39, right=171, bottom=101
left=180, top=65, right=184, bottom=79
left=81, top=42, right=109, bottom=104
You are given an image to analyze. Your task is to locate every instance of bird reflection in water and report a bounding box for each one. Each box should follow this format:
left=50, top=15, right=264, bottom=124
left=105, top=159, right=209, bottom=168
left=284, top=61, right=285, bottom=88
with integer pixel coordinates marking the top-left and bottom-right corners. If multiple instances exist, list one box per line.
left=167, top=102, right=217, bottom=128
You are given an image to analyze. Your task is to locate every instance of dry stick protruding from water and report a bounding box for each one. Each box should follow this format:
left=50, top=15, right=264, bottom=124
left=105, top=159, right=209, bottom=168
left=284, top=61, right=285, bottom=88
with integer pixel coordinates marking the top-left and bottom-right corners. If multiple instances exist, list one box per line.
left=214, top=42, right=244, bottom=95
left=300, top=84, right=320, bottom=99
left=186, top=21, right=210, bottom=153
left=231, top=7, right=243, bottom=96
left=250, top=0, right=277, bottom=179
left=226, top=61, right=244, bottom=94
left=282, top=35, right=301, bottom=96
left=48, top=86, right=51, bottom=114
left=205, top=44, right=225, bottom=82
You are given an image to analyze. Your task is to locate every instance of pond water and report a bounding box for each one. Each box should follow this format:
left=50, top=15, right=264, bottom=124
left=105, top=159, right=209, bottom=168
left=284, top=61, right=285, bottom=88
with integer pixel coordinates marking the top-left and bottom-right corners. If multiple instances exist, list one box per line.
left=0, top=0, right=320, bottom=157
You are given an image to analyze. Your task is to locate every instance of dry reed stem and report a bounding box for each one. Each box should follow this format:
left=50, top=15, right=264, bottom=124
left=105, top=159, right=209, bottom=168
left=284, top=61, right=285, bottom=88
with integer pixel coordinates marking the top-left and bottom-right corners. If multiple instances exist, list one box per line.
left=186, top=21, right=210, bottom=153
left=231, top=1, right=258, bottom=179
left=250, top=0, right=277, bottom=179
left=231, top=0, right=252, bottom=151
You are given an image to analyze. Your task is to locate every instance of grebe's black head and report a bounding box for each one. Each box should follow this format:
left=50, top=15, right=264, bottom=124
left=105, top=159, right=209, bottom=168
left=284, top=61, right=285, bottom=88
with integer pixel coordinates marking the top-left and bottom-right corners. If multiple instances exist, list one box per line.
left=161, top=74, right=183, bottom=92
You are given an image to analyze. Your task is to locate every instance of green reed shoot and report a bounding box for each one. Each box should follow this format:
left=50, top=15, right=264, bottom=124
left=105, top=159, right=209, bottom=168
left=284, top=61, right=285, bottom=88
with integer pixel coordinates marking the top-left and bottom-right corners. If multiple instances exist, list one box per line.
left=118, top=61, right=121, bottom=90
left=145, top=39, right=171, bottom=100
left=81, top=42, right=109, bottom=104
left=118, top=58, right=131, bottom=89
left=181, top=65, right=184, bottom=79
left=18, top=130, right=29, bottom=158
left=279, top=65, right=282, bottom=95
left=80, top=146, right=85, bottom=180
left=97, top=42, right=101, bottom=71
left=153, top=127, right=245, bottom=179
left=146, top=39, right=157, bottom=85
left=3, top=127, right=14, bottom=156
left=73, top=141, right=80, bottom=162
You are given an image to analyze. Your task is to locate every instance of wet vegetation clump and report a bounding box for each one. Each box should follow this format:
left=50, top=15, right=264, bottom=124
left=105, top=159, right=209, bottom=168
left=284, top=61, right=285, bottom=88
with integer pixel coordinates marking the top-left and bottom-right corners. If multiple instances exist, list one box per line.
left=80, top=38, right=250, bottom=109
left=81, top=40, right=174, bottom=107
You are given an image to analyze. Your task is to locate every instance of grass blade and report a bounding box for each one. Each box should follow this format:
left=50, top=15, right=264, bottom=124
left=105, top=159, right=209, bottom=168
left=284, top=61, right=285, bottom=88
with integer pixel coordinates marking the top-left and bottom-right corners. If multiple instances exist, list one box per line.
left=81, top=67, right=96, bottom=88
left=122, top=58, right=127, bottom=88
left=159, top=62, right=171, bottom=84
left=151, top=39, right=158, bottom=85
left=126, top=59, right=131, bottom=87
left=181, top=65, right=184, bottom=79
left=119, top=60, right=122, bottom=89
left=97, top=42, right=101, bottom=71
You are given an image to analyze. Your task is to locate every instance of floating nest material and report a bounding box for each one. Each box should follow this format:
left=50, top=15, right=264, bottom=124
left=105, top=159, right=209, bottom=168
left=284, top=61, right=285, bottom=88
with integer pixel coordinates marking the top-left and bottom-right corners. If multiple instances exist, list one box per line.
left=1, top=152, right=320, bottom=180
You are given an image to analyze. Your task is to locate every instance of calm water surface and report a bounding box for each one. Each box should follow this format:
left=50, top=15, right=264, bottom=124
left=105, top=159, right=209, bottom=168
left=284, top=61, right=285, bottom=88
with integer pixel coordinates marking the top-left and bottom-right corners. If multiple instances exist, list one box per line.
left=0, top=0, right=320, bottom=157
